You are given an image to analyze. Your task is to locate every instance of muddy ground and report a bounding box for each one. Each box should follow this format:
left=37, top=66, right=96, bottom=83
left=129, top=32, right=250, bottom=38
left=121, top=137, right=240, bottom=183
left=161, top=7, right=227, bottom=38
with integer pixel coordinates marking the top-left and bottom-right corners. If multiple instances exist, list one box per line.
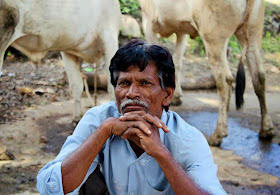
left=0, top=51, right=280, bottom=194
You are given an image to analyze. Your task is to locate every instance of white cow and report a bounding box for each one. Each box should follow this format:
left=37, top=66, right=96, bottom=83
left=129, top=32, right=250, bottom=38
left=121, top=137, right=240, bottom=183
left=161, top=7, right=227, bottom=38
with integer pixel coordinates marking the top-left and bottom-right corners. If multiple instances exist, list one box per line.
left=139, top=0, right=274, bottom=145
left=0, top=0, right=121, bottom=121
left=0, top=0, right=121, bottom=159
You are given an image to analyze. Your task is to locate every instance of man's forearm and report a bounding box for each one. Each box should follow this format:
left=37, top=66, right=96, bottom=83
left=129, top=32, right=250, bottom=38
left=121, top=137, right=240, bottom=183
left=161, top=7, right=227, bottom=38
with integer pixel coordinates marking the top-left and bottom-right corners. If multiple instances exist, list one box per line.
left=153, top=147, right=209, bottom=195
left=61, top=122, right=111, bottom=194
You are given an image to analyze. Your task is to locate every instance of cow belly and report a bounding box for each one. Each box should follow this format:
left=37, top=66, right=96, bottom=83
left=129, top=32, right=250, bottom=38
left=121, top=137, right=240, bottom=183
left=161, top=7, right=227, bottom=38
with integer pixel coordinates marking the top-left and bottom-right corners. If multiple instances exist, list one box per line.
left=157, top=20, right=199, bottom=38
left=11, top=34, right=104, bottom=63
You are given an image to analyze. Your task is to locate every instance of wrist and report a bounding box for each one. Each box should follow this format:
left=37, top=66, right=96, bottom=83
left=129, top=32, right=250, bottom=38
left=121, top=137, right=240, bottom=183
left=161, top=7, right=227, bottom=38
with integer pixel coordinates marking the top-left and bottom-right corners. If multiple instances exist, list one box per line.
left=100, top=118, right=115, bottom=138
left=151, top=144, right=170, bottom=160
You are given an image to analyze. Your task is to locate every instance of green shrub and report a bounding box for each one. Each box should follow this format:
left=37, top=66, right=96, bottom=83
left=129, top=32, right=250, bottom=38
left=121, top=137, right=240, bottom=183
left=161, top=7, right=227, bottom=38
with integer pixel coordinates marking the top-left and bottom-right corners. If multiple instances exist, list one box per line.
left=188, top=35, right=241, bottom=61
left=227, top=35, right=242, bottom=63
left=119, top=0, right=141, bottom=18
left=262, top=32, right=280, bottom=53
left=188, top=33, right=280, bottom=63
left=228, top=35, right=242, bottom=55
left=189, top=36, right=205, bottom=57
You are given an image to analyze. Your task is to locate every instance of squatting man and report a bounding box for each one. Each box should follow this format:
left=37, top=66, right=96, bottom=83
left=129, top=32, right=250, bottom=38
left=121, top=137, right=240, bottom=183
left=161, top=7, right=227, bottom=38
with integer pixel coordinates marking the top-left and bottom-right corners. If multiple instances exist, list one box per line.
left=37, top=40, right=227, bottom=194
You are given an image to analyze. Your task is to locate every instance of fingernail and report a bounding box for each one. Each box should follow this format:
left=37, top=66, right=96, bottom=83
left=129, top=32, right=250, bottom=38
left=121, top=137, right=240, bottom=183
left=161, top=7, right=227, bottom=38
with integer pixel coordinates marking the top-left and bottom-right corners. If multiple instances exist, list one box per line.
left=147, top=130, right=152, bottom=134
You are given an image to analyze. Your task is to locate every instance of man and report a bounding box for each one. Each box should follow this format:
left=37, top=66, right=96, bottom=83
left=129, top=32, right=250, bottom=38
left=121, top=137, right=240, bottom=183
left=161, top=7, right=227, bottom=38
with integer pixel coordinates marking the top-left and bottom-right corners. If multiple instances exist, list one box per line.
left=37, top=40, right=227, bottom=194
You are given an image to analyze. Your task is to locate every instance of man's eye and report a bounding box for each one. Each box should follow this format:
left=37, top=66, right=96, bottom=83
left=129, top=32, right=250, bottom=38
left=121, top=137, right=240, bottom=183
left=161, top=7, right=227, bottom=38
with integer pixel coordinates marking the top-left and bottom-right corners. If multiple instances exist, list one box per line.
left=119, top=81, right=129, bottom=85
left=143, top=81, right=152, bottom=85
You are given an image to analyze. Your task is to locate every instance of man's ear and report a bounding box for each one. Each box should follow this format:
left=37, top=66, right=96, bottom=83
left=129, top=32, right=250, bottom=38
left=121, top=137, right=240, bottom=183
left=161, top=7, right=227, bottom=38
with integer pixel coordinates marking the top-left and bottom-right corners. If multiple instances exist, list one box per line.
left=163, top=87, right=174, bottom=107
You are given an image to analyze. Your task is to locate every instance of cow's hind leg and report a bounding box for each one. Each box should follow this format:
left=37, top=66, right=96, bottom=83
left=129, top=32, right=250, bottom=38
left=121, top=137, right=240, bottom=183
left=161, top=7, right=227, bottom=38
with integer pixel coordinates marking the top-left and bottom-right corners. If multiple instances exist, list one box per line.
left=142, top=15, right=158, bottom=44
left=245, top=35, right=274, bottom=138
left=101, top=30, right=119, bottom=100
left=203, top=38, right=234, bottom=146
left=61, top=52, right=83, bottom=124
left=239, top=1, right=275, bottom=138
left=172, top=33, right=188, bottom=106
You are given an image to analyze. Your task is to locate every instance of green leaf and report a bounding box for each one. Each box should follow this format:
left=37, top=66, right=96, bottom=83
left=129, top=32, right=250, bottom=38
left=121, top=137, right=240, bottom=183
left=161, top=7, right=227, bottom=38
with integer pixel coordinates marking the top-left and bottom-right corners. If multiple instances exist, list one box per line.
left=83, top=67, right=94, bottom=72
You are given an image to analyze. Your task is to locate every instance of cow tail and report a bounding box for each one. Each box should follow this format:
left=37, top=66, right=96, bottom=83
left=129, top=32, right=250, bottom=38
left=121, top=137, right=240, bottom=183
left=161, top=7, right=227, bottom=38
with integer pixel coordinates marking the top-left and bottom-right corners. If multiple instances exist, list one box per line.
left=235, top=0, right=253, bottom=109
left=235, top=60, right=246, bottom=109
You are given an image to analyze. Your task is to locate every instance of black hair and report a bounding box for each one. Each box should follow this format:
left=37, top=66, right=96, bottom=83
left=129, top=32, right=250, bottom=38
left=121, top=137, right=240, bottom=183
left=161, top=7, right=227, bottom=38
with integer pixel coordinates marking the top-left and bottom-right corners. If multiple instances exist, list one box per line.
left=109, top=39, right=176, bottom=111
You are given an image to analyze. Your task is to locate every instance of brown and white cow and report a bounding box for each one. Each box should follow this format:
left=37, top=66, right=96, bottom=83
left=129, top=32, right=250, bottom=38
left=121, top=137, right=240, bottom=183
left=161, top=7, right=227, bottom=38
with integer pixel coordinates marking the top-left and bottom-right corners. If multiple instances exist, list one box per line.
left=139, top=0, right=274, bottom=145
left=0, top=0, right=121, bottom=159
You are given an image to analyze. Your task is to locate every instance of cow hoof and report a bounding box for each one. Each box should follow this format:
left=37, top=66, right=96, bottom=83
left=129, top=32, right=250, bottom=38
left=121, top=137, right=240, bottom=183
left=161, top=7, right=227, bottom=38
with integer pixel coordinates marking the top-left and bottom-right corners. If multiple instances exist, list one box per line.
left=259, top=127, right=275, bottom=139
left=0, top=150, right=15, bottom=161
left=29, top=73, right=42, bottom=80
left=72, top=117, right=82, bottom=127
left=72, top=120, right=79, bottom=127
left=207, top=134, right=223, bottom=147
left=171, top=97, right=182, bottom=106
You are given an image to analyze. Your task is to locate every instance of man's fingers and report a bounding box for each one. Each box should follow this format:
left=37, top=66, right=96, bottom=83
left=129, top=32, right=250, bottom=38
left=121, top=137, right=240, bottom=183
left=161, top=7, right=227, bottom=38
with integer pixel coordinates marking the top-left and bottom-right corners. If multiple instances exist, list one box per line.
left=142, top=115, right=169, bottom=133
left=121, top=119, right=151, bottom=135
left=120, top=112, right=169, bottom=133
left=120, top=114, right=151, bottom=134
left=121, top=127, right=140, bottom=139
left=122, top=111, right=146, bottom=116
left=121, top=128, right=144, bottom=149
left=120, top=114, right=143, bottom=122
left=131, top=121, right=151, bottom=135
left=155, top=116, right=169, bottom=133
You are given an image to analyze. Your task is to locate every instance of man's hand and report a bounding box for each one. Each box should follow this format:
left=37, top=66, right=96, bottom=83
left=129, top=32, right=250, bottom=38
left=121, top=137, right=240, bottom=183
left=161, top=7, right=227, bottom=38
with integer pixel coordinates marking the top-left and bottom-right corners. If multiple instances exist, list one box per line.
left=105, top=116, right=151, bottom=137
left=118, top=111, right=169, bottom=157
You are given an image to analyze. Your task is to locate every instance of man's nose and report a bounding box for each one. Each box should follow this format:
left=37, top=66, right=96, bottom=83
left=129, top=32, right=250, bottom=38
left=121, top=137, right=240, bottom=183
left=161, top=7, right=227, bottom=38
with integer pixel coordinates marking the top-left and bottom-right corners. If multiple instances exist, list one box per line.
left=126, top=83, right=140, bottom=99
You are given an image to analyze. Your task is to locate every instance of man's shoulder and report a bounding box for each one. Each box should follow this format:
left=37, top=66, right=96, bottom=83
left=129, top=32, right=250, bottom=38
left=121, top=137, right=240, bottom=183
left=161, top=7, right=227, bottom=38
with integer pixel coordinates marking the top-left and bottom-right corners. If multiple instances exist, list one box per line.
left=164, top=110, right=211, bottom=164
left=165, top=110, right=204, bottom=141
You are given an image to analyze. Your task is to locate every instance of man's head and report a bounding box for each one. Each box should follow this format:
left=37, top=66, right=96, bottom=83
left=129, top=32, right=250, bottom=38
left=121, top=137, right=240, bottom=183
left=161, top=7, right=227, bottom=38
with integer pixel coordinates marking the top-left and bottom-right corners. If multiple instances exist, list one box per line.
left=109, top=40, right=175, bottom=117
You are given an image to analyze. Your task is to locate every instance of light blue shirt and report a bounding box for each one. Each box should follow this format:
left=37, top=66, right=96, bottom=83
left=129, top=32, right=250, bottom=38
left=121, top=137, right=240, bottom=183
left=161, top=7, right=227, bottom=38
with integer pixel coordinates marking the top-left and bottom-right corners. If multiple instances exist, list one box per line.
left=37, top=101, right=227, bottom=195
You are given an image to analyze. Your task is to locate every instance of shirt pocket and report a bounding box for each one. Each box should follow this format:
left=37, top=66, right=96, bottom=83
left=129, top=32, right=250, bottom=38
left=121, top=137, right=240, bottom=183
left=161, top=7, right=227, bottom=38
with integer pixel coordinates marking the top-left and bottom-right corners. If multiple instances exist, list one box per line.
left=144, top=181, right=174, bottom=195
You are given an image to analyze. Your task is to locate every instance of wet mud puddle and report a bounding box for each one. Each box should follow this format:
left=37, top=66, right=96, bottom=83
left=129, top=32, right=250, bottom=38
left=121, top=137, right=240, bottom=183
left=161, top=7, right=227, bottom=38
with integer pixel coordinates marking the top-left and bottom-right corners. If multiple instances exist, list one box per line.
left=179, top=111, right=280, bottom=178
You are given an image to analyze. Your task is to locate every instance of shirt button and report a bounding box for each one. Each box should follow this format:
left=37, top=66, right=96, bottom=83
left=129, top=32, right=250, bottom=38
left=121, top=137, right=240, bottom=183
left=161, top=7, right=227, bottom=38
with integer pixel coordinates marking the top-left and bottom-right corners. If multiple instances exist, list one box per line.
left=141, top=159, right=147, bottom=166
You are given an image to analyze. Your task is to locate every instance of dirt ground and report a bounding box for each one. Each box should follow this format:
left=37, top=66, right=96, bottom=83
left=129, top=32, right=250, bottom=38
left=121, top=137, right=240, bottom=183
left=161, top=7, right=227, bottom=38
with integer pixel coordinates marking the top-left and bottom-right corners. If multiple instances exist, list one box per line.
left=0, top=51, right=280, bottom=194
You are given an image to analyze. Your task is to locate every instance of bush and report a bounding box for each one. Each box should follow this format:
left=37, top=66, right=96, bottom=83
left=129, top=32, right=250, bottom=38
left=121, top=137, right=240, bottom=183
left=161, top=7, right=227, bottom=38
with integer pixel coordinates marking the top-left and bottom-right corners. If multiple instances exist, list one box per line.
left=119, top=0, right=141, bottom=18
left=187, top=2, right=280, bottom=63
left=262, top=32, right=280, bottom=53
left=189, top=36, right=205, bottom=57
left=188, top=33, right=279, bottom=58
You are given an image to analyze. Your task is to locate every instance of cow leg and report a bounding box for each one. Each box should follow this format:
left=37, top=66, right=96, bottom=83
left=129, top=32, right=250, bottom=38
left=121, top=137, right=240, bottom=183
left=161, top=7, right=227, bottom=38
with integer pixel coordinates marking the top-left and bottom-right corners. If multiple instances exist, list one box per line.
left=61, top=52, right=83, bottom=123
left=203, top=38, right=234, bottom=146
left=142, top=17, right=158, bottom=44
left=172, top=33, right=188, bottom=106
left=0, top=53, right=5, bottom=73
left=235, top=2, right=274, bottom=138
left=30, top=61, right=42, bottom=79
left=101, top=32, right=119, bottom=100
left=245, top=37, right=274, bottom=138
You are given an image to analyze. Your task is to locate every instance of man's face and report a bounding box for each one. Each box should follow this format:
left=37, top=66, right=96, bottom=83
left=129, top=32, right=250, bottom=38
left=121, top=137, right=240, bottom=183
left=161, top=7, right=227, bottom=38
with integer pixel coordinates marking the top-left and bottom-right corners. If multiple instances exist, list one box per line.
left=115, top=62, right=172, bottom=118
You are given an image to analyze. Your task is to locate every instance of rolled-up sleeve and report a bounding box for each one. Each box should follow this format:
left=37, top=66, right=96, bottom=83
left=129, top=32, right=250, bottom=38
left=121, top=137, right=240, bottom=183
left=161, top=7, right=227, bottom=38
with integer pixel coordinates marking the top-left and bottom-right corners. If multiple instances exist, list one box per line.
left=36, top=136, right=100, bottom=194
left=37, top=161, right=64, bottom=194
left=36, top=104, right=109, bottom=194
left=37, top=158, right=98, bottom=195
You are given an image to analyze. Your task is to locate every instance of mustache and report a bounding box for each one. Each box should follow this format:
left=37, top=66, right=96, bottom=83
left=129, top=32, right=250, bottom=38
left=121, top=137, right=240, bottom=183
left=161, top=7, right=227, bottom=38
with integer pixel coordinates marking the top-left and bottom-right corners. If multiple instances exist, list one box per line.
left=120, top=99, right=148, bottom=111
